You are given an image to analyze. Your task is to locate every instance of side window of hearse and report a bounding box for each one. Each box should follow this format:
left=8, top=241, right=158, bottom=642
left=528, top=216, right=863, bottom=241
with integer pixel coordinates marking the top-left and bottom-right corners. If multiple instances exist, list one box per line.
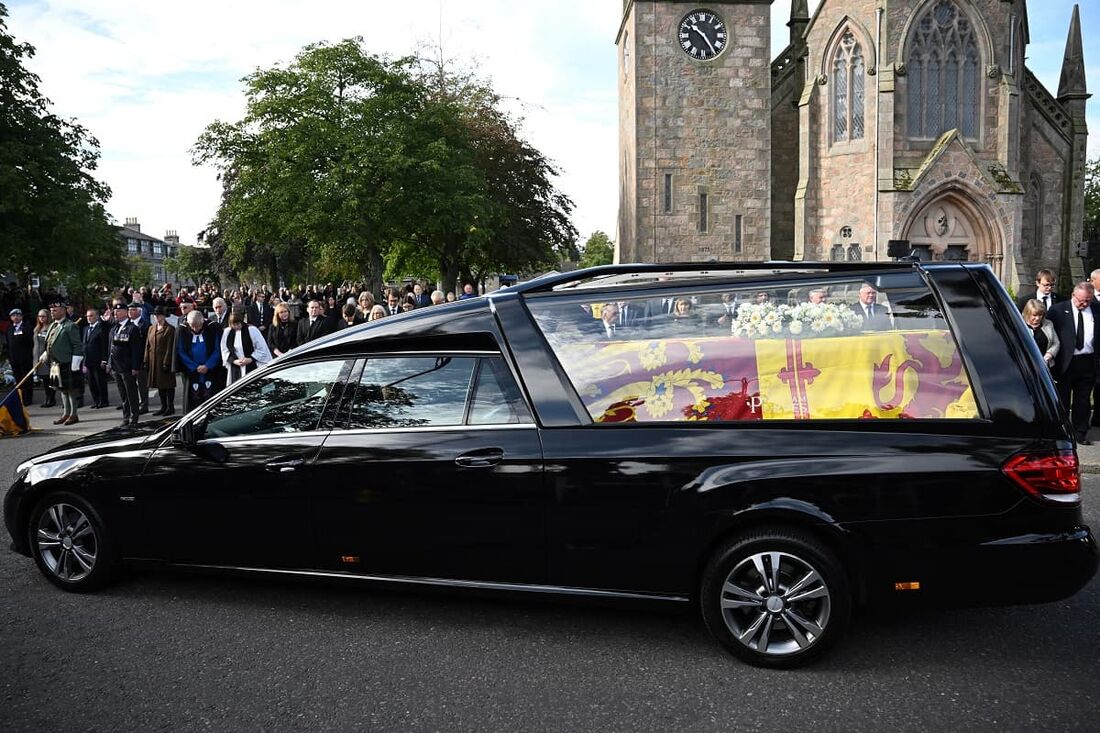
left=468, top=357, right=534, bottom=425
left=346, top=356, right=475, bottom=430
left=526, top=277, right=979, bottom=424
left=204, top=359, right=349, bottom=438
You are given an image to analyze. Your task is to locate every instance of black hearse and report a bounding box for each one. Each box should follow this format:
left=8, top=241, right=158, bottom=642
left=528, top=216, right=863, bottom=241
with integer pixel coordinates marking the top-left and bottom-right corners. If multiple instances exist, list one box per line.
left=5, top=262, right=1097, bottom=667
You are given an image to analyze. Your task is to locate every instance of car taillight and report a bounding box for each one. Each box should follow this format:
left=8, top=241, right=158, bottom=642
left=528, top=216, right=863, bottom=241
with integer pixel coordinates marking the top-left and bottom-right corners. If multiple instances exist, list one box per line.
left=1001, top=450, right=1081, bottom=505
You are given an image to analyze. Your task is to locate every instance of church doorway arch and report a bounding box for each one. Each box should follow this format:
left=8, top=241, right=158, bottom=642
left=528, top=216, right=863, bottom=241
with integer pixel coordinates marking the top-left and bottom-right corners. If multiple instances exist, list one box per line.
left=902, top=190, right=1003, bottom=278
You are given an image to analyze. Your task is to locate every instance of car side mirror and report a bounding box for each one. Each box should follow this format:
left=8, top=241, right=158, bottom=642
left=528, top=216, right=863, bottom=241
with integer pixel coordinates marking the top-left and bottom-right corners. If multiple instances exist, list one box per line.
left=172, top=422, right=196, bottom=448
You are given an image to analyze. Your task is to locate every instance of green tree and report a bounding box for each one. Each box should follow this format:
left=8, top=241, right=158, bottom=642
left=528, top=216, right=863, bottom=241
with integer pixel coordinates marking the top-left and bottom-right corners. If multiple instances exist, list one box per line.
left=1085, top=157, right=1099, bottom=238
left=399, top=53, right=578, bottom=293
left=0, top=4, right=122, bottom=289
left=124, top=255, right=154, bottom=289
left=166, top=245, right=219, bottom=285
left=1081, top=157, right=1100, bottom=276
left=578, top=231, right=614, bottom=269
left=195, top=39, right=577, bottom=294
left=194, top=40, right=423, bottom=295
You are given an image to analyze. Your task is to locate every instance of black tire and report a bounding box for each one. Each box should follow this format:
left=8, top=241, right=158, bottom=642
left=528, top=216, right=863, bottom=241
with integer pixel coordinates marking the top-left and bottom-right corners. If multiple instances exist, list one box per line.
left=700, top=527, right=851, bottom=669
left=27, top=490, right=117, bottom=593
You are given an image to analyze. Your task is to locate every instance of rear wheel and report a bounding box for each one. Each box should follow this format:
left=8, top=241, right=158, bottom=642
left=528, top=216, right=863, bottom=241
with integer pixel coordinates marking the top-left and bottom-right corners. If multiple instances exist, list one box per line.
left=28, top=491, right=117, bottom=592
left=700, top=528, right=851, bottom=668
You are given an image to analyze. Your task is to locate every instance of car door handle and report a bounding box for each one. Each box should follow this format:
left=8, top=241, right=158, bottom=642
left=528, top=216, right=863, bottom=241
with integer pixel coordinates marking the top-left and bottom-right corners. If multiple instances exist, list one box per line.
left=265, top=457, right=305, bottom=473
left=454, top=448, right=504, bottom=468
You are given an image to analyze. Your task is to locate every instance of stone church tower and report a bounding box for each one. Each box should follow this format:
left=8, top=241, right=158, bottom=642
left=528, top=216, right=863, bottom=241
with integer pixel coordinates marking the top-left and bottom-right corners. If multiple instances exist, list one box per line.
left=616, top=1, right=777, bottom=264
left=618, top=1, right=1089, bottom=291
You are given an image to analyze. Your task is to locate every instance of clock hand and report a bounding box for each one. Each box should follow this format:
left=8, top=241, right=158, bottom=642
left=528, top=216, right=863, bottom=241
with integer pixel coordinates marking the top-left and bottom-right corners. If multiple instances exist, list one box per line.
left=690, top=23, right=718, bottom=55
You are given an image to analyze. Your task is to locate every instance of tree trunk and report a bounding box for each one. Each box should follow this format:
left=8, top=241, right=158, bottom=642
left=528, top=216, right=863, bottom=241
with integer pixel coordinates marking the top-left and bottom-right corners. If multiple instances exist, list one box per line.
left=440, top=259, right=460, bottom=297
left=364, top=246, right=385, bottom=298
left=268, top=257, right=280, bottom=292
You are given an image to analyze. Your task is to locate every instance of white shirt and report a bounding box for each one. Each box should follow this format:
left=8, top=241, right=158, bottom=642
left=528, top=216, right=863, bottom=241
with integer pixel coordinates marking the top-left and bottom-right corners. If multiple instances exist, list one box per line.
left=1073, top=304, right=1095, bottom=356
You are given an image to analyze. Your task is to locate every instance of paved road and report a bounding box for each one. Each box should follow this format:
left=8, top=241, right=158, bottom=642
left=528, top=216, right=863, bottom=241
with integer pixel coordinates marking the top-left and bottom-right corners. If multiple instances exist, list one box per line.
left=1, top=421, right=1098, bottom=731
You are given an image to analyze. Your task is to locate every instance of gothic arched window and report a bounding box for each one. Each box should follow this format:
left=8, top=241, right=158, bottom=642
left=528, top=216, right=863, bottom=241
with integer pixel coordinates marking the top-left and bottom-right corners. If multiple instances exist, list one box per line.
left=906, top=0, right=981, bottom=139
left=832, top=30, right=865, bottom=143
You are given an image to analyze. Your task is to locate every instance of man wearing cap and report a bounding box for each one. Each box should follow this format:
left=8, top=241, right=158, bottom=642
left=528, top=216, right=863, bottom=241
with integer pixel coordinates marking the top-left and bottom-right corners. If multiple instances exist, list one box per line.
left=108, top=303, right=143, bottom=427
left=127, top=302, right=150, bottom=415
left=82, top=306, right=111, bottom=408
left=44, top=298, right=84, bottom=426
left=5, top=308, right=35, bottom=405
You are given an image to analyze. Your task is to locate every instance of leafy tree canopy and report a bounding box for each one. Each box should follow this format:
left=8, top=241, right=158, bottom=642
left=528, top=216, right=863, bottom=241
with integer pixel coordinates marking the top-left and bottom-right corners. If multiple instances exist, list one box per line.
left=0, top=3, right=123, bottom=293
left=578, top=231, right=615, bottom=269
left=194, top=38, right=577, bottom=294
left=1085, top=157, right=1099, bottom=240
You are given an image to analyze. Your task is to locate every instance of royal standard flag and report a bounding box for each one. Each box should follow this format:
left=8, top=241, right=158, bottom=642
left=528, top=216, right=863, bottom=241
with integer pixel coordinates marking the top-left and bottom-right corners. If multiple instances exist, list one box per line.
left=0, top=388, right=31, bottom=437
left=554, top=329, right=977, bottom=423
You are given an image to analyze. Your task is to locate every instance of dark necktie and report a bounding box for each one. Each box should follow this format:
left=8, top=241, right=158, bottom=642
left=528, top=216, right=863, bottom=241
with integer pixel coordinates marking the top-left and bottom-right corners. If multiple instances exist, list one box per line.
left=1076, top=309, right=1085, bottom=351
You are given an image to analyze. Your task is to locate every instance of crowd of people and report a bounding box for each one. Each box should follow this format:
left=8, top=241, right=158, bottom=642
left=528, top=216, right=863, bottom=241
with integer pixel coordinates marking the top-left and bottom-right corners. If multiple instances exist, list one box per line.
left=1016, top=268, right=1100, bottom=445
left=2, top=279, right=481, bottom=429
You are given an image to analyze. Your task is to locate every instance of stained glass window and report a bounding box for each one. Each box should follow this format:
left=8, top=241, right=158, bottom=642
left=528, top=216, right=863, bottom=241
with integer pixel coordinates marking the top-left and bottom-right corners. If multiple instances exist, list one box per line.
left=907, top=0, right=981, bottom=139
left=831, top=30, right=865, bottom=144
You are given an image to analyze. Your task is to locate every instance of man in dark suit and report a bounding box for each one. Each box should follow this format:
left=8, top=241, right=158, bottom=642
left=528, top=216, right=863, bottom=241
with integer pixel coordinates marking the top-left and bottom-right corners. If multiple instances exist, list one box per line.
left=1048, top=282, right=1100, bottom=444
left=246, top=290, right=275, bottom=339
left=108, top=303, right=144, bottom=427
left=412, top=283, right=431, bottom=308
left=850, top=283, right=892, bottom=331
left=296, top=299, right=334, bottom=345
left=384, top=290, right=403, bottom=317
left=614, top=299, right=651, bottom=332
left=211, top=297, right=230, bottom=329
left=5, top=308, right=35, bottom=405
left=1089, top=270, right=1100, bottom=427
left=1015, top=268, right=1064, bottom=312
left=82, top=307, right=111, bottom=408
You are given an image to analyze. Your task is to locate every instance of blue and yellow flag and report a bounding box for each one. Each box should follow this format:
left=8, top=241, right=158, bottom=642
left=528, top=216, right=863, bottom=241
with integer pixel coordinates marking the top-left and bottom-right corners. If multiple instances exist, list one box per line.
left=0, top=389, right=31, bottom=437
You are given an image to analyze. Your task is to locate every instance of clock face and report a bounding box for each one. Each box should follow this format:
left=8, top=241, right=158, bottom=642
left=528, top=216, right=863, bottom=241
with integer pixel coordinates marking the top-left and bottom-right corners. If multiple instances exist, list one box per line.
left=677, top=9, right=728, bottom=61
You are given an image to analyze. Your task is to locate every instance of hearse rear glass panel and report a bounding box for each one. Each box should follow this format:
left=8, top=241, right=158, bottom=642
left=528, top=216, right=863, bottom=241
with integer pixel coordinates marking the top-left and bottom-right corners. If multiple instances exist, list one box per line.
left=526, top=276, right=980, bottom=423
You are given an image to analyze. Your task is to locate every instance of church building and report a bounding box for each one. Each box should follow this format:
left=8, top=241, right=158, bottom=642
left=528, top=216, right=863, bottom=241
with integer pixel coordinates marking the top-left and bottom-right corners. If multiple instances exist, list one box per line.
left=616, top=1, right=1089, bottom=290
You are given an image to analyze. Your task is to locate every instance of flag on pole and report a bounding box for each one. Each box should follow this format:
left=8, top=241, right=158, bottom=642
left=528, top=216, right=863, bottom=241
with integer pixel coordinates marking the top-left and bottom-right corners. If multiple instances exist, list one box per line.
left=0, top=388, right=31, bottom=436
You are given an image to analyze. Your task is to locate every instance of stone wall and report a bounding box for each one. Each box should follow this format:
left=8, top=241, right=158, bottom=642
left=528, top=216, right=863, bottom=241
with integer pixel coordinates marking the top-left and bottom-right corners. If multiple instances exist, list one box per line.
left=1020, top=98, right=1071, bottom=276
left=616, top=4, right=639, bottom=263
left=770, top=49, right=802, bottom=260
left=798, top=0, right=881, bottom=259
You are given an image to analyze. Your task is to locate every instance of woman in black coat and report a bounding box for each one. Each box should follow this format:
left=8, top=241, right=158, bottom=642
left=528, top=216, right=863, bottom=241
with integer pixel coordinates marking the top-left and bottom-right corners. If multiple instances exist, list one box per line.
left=267, top=302, right=297, bottom=359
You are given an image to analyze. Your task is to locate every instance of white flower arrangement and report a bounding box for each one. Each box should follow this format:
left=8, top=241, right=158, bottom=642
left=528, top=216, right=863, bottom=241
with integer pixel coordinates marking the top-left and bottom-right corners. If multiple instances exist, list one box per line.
left=731, top=301, right=864, bottom=339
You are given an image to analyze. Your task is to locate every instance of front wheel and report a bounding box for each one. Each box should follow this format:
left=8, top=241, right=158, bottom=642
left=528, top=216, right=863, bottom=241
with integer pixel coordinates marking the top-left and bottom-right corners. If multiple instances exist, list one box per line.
left=700, top=528, right=851, bottom=668
left=28, top=491, right=117, bottom=592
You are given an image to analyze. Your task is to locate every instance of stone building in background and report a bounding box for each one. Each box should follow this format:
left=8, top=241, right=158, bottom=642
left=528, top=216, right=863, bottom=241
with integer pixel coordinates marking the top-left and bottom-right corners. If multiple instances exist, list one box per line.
left=617, top=0, right=1089, bottom=290
left=119, top=217, right=181, bottom=285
